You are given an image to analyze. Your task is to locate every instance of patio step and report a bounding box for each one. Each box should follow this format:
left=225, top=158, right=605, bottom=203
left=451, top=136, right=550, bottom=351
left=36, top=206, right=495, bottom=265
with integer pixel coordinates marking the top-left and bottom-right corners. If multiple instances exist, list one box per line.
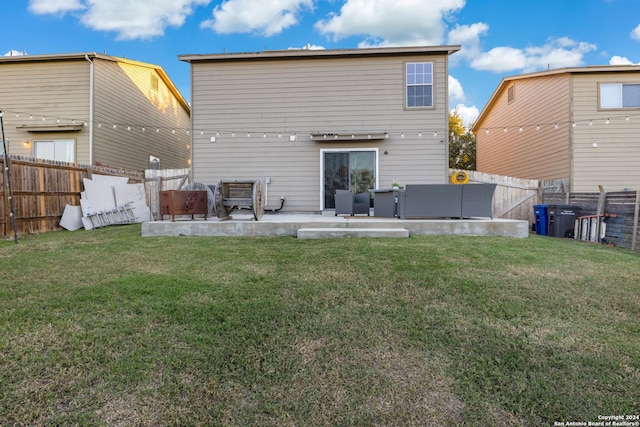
left=296, top=227, right=409, bottom=239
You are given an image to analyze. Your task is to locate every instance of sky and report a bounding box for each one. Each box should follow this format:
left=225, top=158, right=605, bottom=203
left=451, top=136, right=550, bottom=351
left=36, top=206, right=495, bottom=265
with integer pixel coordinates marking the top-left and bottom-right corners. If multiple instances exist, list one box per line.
left=2, top=0, right=640, bottom=126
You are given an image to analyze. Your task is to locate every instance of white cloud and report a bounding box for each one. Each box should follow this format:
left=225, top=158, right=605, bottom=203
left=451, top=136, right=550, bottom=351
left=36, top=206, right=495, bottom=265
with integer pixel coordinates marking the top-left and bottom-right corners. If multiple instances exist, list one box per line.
left=632, top=24, right=640, bottom=41
left=609, top=55, right=638, bottom=65
left=469, top=37, right=596, bottom=73
left=28, top=0, right=210, bottom=40
left=448, top=75, right=465, bottom=104
left=451, top=104, right=479, bottom=128
left=288, top=44, right=325, bottom=50
left=315, top=0, right=465, bottom=47
left=471, top=46, right=527, bottom=72
left=201, top=0, right=313, bottom=37
left=28, top=0, right=84, bottom=15
left=4, top=50, right=28, bottom=56
left=447, top=22, right=488, bottom=62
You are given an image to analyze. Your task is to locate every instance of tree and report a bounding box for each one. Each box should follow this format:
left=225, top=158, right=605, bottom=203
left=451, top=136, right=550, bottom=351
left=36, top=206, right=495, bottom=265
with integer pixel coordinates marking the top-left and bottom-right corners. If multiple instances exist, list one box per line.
left=448, top=110, right=476, bottom=170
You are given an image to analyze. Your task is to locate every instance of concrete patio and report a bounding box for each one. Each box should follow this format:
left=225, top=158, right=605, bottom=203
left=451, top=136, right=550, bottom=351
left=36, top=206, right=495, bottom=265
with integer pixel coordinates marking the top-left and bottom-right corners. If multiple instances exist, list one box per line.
left=141, top=211, right=530, bottom=238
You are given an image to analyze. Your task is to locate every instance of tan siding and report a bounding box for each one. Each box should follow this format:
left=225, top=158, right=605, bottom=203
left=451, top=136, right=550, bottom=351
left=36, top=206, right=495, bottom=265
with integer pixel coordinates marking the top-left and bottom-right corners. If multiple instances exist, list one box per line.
left=571, top=73, right=640, bottom=191
left=93, top=59, right=190, bottom=170
left=0, top=60, right=90, bottom=161
left=191, top=54, right=450, bottom=211
left=476, top=74, right=571, bottom=180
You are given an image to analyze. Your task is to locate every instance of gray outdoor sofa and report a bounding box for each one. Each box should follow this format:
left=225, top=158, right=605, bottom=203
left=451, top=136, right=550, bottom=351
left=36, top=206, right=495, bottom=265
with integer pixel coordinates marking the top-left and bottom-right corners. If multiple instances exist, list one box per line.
left=397, top=183, right=497, bottom=219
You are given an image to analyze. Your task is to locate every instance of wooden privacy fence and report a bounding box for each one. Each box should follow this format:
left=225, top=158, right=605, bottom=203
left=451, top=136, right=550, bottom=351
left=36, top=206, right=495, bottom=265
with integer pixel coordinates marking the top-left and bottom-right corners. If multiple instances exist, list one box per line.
left=543, top=190, right=640, bottom=250
left=450, top=170, right=567, bottom=222
left=0, top=155, right=143, bottom=238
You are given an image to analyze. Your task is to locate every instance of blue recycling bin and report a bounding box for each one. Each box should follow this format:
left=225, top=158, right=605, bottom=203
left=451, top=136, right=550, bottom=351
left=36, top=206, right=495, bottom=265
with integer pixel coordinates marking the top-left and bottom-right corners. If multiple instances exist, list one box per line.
left=533, top=204, right=549, bottom=236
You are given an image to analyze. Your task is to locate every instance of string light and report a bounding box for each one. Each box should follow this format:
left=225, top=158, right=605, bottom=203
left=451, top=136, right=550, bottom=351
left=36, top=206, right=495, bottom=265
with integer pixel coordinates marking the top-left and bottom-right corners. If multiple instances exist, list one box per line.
left=4, top=107, right=639, bottom=143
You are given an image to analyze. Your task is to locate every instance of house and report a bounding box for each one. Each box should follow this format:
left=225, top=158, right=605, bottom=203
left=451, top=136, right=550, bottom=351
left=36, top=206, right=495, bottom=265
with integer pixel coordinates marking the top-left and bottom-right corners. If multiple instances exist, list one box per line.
left=0, top=52, right=190, bottom=171
left=472, top=65, right=640, bottom=192
left=179, top=45, right=460, bottom=212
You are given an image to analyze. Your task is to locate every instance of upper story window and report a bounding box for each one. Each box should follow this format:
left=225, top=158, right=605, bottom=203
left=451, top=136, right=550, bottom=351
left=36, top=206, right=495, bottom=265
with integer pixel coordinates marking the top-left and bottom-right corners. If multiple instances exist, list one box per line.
left=600, top=83, right=640, bottom=109
left=406, top=62, right=433, bottom=108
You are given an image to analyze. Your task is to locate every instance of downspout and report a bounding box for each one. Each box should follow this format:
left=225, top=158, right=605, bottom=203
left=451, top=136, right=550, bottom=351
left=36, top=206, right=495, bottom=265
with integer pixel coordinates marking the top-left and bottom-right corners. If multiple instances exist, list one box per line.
left=84, top=54, right=94, bottom=165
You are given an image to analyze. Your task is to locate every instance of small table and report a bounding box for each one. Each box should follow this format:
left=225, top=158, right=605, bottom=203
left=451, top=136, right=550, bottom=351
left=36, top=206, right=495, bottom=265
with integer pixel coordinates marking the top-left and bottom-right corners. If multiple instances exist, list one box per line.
left=372, top=189, right=403, bottom=217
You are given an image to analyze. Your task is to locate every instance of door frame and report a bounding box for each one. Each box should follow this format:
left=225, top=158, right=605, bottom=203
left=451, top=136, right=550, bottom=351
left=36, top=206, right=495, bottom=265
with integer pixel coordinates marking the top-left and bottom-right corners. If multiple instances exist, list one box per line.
left=319, top=148, right=379, bottom=210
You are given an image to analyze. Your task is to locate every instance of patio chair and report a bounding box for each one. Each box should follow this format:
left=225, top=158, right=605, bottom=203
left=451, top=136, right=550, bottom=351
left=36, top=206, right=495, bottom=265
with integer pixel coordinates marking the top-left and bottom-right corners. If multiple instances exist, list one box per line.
left=335, top=189, right=370, bottom=216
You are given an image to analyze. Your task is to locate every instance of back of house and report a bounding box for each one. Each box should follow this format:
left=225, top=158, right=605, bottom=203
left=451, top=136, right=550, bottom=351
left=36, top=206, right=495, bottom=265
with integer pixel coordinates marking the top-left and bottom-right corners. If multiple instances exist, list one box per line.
left=180, top=45, right=459, bottom=213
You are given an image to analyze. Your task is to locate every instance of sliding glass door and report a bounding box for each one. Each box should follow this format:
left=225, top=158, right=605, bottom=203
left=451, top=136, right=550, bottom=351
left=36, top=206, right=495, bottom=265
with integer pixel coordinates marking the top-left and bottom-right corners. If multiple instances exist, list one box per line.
left=323, top=150, right=376, bottom=209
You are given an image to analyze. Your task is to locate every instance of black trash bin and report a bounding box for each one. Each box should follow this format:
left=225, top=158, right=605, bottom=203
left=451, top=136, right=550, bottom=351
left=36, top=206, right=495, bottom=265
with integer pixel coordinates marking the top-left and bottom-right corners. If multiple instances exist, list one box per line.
left=547, top=205, right=580, bottom=238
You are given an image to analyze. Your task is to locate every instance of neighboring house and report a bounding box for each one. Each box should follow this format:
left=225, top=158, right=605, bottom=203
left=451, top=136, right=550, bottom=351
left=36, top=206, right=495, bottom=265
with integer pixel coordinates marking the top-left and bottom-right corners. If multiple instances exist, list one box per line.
left=179, top=45, right=460, bottom=212
left=472, top=65, right=640, bottom=192
left=0, top=52, right=190, bottom=171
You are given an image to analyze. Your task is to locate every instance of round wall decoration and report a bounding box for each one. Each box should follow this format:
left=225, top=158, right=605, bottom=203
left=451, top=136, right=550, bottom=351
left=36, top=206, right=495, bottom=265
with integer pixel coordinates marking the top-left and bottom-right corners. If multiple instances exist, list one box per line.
left=451, top=171, right=469, bottom=184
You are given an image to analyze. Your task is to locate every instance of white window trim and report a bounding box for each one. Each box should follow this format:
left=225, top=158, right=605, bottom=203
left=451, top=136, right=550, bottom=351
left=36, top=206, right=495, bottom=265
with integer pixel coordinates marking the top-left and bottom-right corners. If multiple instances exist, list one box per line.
left=319, top=148, right=379, bottom=211
left=405, top=61, right=434, bottom=109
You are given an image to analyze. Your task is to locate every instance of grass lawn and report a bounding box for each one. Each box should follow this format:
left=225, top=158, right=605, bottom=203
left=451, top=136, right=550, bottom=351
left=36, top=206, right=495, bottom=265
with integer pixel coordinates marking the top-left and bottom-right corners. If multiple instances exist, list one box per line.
left=0, top=224, right=638, bottom=426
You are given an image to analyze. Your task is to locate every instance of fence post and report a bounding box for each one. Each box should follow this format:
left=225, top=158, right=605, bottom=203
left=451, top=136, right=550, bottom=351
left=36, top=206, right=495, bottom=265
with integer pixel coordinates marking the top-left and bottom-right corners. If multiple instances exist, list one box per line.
left=632, top=190, right=640, bottom=251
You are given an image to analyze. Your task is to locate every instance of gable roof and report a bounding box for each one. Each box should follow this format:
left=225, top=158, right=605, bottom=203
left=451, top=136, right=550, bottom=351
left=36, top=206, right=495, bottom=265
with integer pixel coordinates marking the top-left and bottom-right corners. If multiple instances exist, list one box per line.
left=179, top=45, right=460, bottom=63
left=0, top=52, right=190, bottom=113
left=472, top=64, right=640, bottom=132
